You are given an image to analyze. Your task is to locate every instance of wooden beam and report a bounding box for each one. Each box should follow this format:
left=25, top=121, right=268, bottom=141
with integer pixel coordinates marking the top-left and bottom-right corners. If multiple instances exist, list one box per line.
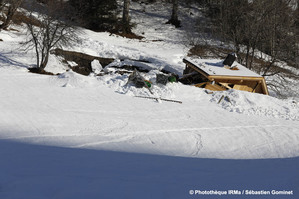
left=208, top=75, right=264, bottom=81
left=205, top=82, right=227, bottom=91
left=194, top=82, right=207, bottom=88
left=218, top=82, right=233, bottom=89
left=261, top=78, right=269, bottom=95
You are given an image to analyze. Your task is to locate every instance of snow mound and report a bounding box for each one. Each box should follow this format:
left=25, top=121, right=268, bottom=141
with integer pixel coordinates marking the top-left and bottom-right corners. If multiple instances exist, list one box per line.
left=91, top=59, right=103, bottom=74
left=54, top=70, right=97, bottom=88
left=75, top=37, right=149, bottom=61
left=211, top=89, right=299, bottom=121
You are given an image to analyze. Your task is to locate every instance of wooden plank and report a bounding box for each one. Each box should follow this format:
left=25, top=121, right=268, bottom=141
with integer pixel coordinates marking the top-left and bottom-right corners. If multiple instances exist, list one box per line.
left=205, top=82, right=227, bottom=91
left=209, top=76, right=268, bottom=95
left=194, top=82, right=207, bottom=88
left=233, top=84, right=254, bottom=92
left=208, top=75, right=264, bottom=81
left=218, top=82, right=233, bottom=89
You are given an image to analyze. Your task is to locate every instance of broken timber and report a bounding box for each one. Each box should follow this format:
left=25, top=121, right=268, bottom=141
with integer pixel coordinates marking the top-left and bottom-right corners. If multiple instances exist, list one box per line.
left=182, top=58, right=269, bottom=95
left=135, top=96, right=182, bottom=104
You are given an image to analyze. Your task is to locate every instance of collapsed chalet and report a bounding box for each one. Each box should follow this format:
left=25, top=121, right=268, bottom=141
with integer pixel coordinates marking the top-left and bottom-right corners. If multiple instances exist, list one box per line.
left=182, top=57, right=269, bottom=95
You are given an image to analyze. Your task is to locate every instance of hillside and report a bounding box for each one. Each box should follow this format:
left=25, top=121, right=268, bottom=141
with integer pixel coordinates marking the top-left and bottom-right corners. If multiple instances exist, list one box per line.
left=0, top=1, right=299, bottom=198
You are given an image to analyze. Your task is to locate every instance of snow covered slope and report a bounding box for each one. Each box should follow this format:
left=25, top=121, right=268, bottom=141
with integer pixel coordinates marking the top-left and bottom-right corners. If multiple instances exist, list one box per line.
left=0, top=66, right=298, bottom=159
left=0, top=1, right=299, bottom=198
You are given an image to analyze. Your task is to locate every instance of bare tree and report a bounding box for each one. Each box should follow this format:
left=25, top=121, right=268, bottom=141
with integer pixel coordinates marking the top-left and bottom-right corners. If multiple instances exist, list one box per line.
left=0, top=0, right=23, bottom=30
left=24, top=1, right=77, bottom=72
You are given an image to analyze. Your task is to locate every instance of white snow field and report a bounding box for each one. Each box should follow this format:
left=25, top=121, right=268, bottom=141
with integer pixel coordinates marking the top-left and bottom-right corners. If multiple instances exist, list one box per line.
left=0, top=1, right=299, bottom=198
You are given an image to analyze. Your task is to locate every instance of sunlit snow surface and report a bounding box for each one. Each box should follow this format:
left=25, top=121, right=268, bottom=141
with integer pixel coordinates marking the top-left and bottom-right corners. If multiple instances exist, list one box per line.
left=0, top=1, right=298, bottom=198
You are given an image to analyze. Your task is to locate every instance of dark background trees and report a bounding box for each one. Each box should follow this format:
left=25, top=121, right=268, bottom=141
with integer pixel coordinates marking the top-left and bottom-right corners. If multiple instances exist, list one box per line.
left=2, top=0, right=297, bottom=75
left=69, top=0, right=135, bottom=34
left=0, top=0, right=23, bottom=30
left=197, top=0, right=298, bottom=76
left=69, top=0, right=118, bottom=32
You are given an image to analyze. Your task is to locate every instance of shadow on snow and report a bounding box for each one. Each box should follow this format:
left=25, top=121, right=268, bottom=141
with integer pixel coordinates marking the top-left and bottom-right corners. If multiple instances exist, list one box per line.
left=0, top=53, right=28, bottom=68
left=0, top=138, right=298, bottom=199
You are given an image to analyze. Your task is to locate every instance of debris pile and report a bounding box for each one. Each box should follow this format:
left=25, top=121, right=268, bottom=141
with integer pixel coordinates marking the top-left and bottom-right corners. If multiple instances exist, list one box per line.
left=52, top=48, right=181, bottom=103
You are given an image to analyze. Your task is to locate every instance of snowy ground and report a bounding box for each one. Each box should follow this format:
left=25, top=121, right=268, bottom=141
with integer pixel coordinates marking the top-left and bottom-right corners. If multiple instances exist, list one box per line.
left=0, top=1, right=299, bottom=198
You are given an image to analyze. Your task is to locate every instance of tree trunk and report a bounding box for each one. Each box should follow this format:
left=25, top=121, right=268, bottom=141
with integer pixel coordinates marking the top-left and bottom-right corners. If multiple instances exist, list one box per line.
left=35, top=46, right=40, bottom=69
left=171, top=0, right=178, bottom=22
left=167, top=0, right=181, bottom=27
left=122, top=0, right=131, bottom=33
left=245, top=45, right=250, bottom=69
left=40, top=52, right=49, bottom=70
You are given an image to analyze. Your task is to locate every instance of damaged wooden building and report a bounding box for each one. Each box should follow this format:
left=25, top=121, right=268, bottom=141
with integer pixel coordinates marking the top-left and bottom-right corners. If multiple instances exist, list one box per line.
left=181, top=57, right=269, bottom=95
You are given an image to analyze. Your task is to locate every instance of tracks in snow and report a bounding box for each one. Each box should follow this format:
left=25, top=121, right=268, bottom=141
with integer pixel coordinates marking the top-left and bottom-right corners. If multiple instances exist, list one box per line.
left=1, top=124, right=296, bottom=158
left=1, top=124, right=293, bottom=141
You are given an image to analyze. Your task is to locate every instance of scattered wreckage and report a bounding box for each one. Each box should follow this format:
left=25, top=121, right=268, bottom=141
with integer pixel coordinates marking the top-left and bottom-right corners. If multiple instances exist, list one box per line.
left=126, top=70, right=182, bottom=104
left=52, top=48, right=181, bottom=103
left=52, top=49, right=269, bottom=105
